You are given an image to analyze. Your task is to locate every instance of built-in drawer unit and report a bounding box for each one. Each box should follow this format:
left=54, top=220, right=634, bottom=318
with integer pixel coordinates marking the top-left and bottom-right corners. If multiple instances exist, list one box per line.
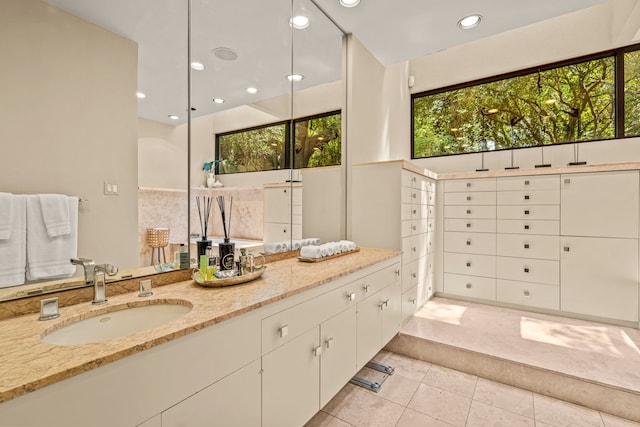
left=497, top=190, right=560, bottom=206
left=444, top=205, right=496, bottom=219
left=444, top=253, right=496, bottom=278
left=444, top=232, right=496, bottom=255
left=445, top=218, right=496, bottom=233
left=444, top=191, right=496, bottom=206
left=496, top=234, right=559, bottom=260
left=445, top=178, right=497, bottom=192
left=497, top=279, right=560, bottom=310
left=401, top=285, right=419, bottom=324
left=443, top=273, right=496, bottom=300
left=497, top=205, right=560, bottom=221
left=496, top=175, right=560, bottom=191
left=497, top=219, right=559, bottom=236
left=496, top=256, right=559, bottom=285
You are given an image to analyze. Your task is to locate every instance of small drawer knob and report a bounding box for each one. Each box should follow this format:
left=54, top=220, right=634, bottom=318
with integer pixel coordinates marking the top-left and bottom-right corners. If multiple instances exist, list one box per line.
left=412, top=246, right=417, bottom=252
left=524, top=243, right=530, bottom=249
left=325, top=337, right=334, bottom=349
left=466, top=196, right=471, bottom=201
left=412, top=225, right=417, bottom=231
left=524, top=180, right=530, bottom=185
left=412, top=193, right=417, bottom=199
left=466, top=182, right=471, bottom=187
left=363, top=284, right=371, bottom=293
left=524, top=290, right=530, bottom=297
left=410, top=297, right=417, bottom=304
left=466, top=209, right=471, bottom=215
left=466, top=223, right=471, bottom=228
left=524, top=195, right=530, bottom=200
left=466, top=240, right=471, bottom=246
left=524, top=224, right=530, bottom=230
left=564, top=178, right=571, bottom=184
left=279, top=325, right=289, bottom=338
left=465, top=283, right=472, bottom=289
left=564, top=246, right=570, bottom=252
left=524, top=267, right=530, bottom=273
left=347, top=292, right=356, bottom=302
left=313, top=345, right=322, bottom=357
left=524, top=210, right=530, bottom=215
left=413, top=209, right=417, bottom=215
left=412, top=272, right=417, bottom=278
left=466, top=261, right=471, bottom=267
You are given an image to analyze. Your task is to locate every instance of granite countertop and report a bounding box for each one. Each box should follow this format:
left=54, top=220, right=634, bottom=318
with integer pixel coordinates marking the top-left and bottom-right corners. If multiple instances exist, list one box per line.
left=0, top=247, right=400, bottom=404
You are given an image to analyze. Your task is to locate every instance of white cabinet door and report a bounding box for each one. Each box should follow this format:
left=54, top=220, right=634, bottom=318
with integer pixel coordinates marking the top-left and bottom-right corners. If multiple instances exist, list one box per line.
left=264, top=187, right=291, bottom=223
left=320, top=306, right=357, bottom=408
left=381, top=281, right=402, bottom=345
left=561, top=236, right=639, bottom=322
left=262, top=326, right=320, bottom=427
left=161, top=359, right=261, bottom=427
left=561, top=171, right=639, bottom=239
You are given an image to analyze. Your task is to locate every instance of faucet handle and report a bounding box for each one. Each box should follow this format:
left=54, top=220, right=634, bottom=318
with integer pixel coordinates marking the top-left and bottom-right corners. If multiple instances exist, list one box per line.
left=95, top=264, right=118, bottom=276
left=70, top=257, right=95, bottom=266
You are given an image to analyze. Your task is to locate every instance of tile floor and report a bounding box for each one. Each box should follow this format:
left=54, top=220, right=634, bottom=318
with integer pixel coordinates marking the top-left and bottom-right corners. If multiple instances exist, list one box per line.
left=305, top=350, right=640, bottom=427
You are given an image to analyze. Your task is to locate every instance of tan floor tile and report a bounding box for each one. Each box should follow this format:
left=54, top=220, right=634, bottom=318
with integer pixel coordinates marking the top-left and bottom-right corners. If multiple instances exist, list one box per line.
left=396, top=408, right=455, bottom=427
left=466, top=400, right=535, bottom=427
left=335, top=388, right=405, bottom=427
left=423, top=364, right=478, bottom=397
left=533, top=394, right=604, bottom=427
left=375, top=372, right=422, bottom=406
left=408, top=383, right=472, bottom=427
left=305, top=411, right=353, bottom=427
left=601, top=413, right=640, bottom=427
left=375, top=351, right=432, bottom=380
left=473, top=378, right=534, bottom=418
left=323, top=383, right=358, bottom=416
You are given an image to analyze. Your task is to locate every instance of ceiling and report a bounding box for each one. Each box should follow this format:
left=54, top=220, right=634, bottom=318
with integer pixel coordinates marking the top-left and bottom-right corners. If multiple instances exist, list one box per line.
left=46, top=0, right=607, bottom=125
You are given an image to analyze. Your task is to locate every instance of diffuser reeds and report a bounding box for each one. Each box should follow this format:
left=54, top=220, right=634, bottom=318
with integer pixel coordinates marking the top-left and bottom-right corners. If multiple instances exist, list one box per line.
left=196, top=196, right=213, bottom=239
left=216, top=195, right=233, bottom=241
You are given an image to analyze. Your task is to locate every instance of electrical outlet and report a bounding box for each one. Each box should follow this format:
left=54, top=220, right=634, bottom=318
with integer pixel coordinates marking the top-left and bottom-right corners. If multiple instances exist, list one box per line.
left=104, top=181, right=119, bottom=195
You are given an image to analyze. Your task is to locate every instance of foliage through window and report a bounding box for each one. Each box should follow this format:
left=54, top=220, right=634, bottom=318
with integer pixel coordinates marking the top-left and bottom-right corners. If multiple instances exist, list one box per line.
left=413, top=45, right=640, bottom=158
left=216, top=111, right=341, bottom=174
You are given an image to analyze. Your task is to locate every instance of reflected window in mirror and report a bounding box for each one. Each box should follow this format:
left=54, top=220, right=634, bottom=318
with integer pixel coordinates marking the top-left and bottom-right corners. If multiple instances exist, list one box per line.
left=294, top=110, right=342, bottom=169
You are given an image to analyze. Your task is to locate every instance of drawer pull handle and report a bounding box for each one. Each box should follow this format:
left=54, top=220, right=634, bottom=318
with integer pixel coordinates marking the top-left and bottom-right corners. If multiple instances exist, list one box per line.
left=466, top=261, right=471, bottom=267
left=347, top=292, right=356, bottom=302
left=313, top=345, right=322, bottom=357
left=410, top=298, right=417, bottom=304
left=279, top=325, right=289, bottom=338
left=413, top=193, right=417, bottom=199
left=412, top=272, right=417, bottom=278
left=564, top=246, right=570, bottom=252
left=466, top=209, right=471, bottom=215
left=564, top=178, right=571, bottom=184
left=466, top=223, right=471, bottom=228
left=466, top=182, right=471, bottom=187
left=466, top=196, right=472, bottom=201
left=412, top=225, right=417, bottom=231
left=413, top=209, right=417, bottom=215
left=395, top=269, right=401, bottom=277
left=524, top=180, right=530, bottom=185
left=524, top=267, right=530, bottom=273
left=465, top=283, right=472, bottom=289
left=524, top=243, right=530, bottom=249
left=466, top=240, right=471, bottom=246
left=524, top=195, right=530, bottom=200
left=363, top=284, right=371, bottom=293
left=412, top=247, right=417, bottom=252
left=524, top=224, right=530, bottom=230
left=283, top=229, right=287, bottom=233
left=325, top=337, right=334, bottom=349
left=379, top=299, right=390, bottom=310
left=524, top=290, right=530, bottom=297
left=524, top=210, right=530, bottom=215
left=412, top=176, right=417, bottom=182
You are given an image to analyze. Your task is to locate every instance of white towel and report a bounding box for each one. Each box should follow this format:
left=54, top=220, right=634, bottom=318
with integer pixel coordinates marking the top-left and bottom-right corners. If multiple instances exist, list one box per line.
left=300, top=245, right=322, bottom=259
left=0, top=195, right=26, bottom=287
left=26, top=195, right=78, bottom=280
left=0, top=192, right=12, bottom=240
left=38, top=194, right=71, bottom=237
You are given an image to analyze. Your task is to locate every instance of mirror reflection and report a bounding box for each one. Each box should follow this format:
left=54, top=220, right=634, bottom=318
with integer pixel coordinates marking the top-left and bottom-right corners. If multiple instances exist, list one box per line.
left=0, top=0, right=344, bottom=301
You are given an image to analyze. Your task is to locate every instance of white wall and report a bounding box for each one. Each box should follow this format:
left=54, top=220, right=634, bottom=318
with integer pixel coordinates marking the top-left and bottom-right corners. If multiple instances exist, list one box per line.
left=0, top=0, right=138, bottom=270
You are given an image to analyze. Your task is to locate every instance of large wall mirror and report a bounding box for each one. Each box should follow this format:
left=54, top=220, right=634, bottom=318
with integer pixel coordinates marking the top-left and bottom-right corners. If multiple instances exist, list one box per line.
left=0, top=0, right=345, bottom=301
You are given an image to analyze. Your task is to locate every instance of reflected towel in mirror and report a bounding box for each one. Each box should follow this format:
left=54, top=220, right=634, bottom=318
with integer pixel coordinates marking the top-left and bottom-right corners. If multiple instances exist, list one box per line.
left=0, top=195, right=26, bottom=287
left=0, top=192, right=12, bottom=240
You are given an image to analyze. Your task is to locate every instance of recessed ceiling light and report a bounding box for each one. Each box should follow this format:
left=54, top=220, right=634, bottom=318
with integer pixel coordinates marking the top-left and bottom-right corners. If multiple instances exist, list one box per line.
left=168, top=115, right=179, bottom=120
left=212, top=47, right=238, bottom=61
left=191, top=62, right=205, bottom=71
left=340, top=0, right=360, bottom=7
left=458, top=14, right=482, bottom=30
left=246, top=87, right=258, bottom=94
left=136, top=92, right=146, bottom=99
left=286, top=74, right=304, bottom=82
left=213, top=98, right=225, bottom=104
left=290, top=15, right=310, bottom=29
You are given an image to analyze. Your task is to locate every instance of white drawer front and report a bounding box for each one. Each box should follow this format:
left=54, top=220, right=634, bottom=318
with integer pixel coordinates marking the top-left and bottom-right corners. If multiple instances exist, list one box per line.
left=497, top=175, right=560, bottom=191
left=402, top=235, right=419, bottom=262
left=445, top=218, right=496, bottom=233
left=402, top=187, right=427, bottom=205
left=444, top=191, right=496, bottom=206
left=497, top=205, right=560, bottom=220
left=401, top=203, right=412, bottom=220
left=445, top=178, right=496, bottom=192
left=401, top=286, right=419, bottom=324
left=353, top=262, right=402, bottom=301
left=444, top=253, right=496, bottom=277
left=444, top=273, right=496, bottom=300
left=402, top=220, right=413, bottom=238
left=402, top=259, right=419, bottom=291
left=427, top=191, right=436, bottom=206
left=497, top=219, right=559, bottom=236
left=444, top=232, right=496, bottom=255
left=497, top=256, right=559, bottom=285
left=497, top=190, right=560, bottom=206
left=444, top=205, right=496, bottom=219
left=497, top=234, right=559, bottom=260
left=497, top=280, right=560, bottom=310
left=426, top=231, right=434, bottom=254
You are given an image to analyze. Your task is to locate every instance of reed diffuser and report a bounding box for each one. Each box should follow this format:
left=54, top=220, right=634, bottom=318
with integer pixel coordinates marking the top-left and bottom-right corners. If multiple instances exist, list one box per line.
left=196, top=196, right=213, bottom=258
left=216, top=195, right=235, bottom=270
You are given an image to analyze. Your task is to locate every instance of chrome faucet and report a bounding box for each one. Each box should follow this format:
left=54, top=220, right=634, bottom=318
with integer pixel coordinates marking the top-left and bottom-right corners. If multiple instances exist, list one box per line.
left=70, top=258, right=118, bottom=305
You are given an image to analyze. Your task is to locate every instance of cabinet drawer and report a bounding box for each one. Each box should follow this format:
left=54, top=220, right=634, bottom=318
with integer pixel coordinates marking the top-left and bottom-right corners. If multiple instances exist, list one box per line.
left=403, top=219, right=427, bottom=238
left=497, top=219, right=559, bottom=236
left=497, top=280, right=559, bottom=310
left=445, top=178, right=496, bottom=192
left=497, top=256, right=559, bottom=285
left=262, top=280, right=360, bottom=354
left=444, top=273, right=496, bottom=300
left=497, top=190, right=560, bottom=206
left=444, top=191, right=496, bottom=206
left=497, top=234, right=559, bottom=260
left=402, top=259, right=419, bottom=291
left=426, top=231, right=434, bottom=254
left=444, top=253, right=496, bottom=277
left=444, top=231, right=496, bottom=255
left=403, top=234, right=427, bottom=261
left=497, top=205, right=559, bottom=220
left=401, top=203, right=428, bottom=220
left=497, top=175, right=560, bottom=191
left=353, top=262, right=402, bottom=300
left=427, top=190, right=436, bottom=206
left=401, top=286, right=419, bottom=325
left=402, top=187, right=427, bottom=205
left=444, top=205, right=496, bottom=219
left=445, top=218, right=496, bottom=233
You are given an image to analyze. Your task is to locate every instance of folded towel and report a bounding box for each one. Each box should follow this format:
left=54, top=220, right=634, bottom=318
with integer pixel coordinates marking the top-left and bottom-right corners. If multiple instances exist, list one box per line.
left=0, top=195, right=26, bottom=287
left=38, top=194, right=71, bottom=237
left=26, top=195, right=78, bottom=280
left=0, top=192, right=12, bottom=240
left=300, top=245, right=322, bottom=259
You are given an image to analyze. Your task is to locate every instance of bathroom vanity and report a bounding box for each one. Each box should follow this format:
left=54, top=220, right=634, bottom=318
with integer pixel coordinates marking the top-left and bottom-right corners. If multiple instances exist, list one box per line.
left=0, top=247, right=401, bottom=427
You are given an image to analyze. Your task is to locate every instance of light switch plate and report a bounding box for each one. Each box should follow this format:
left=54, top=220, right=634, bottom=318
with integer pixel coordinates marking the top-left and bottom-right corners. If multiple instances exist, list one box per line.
left=104, top=181, right=119, bottom=195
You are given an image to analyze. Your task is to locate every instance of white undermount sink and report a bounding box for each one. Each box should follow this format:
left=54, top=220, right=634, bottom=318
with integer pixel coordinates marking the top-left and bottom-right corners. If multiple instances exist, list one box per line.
left=42, top=301, right=192, bottom=345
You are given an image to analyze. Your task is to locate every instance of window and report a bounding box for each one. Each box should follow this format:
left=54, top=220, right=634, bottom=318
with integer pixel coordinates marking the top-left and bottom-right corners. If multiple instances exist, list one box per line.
left=413, top=45, right=640, bottom=158
left=216, top=111, right=341, bottom=174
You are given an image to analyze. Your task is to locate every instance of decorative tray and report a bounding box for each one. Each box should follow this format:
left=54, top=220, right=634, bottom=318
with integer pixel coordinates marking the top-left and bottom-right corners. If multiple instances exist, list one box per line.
left=297, top=247, right=360, bottom=263
left=192, top=266, right=266, bottom=287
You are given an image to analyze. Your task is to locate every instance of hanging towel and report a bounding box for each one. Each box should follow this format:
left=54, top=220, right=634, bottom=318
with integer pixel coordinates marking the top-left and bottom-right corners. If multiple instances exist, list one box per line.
left=38, top=194, right=71, bottom=237
left=26, top=195, right=78, bottom=280
left=0, top=192, right=12, bottom=240
left=0, top=195, right=26, bottom=287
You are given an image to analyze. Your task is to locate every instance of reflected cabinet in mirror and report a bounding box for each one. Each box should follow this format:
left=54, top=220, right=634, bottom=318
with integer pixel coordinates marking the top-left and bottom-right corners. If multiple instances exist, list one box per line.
left=0, top=0, right=345, bottom=301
